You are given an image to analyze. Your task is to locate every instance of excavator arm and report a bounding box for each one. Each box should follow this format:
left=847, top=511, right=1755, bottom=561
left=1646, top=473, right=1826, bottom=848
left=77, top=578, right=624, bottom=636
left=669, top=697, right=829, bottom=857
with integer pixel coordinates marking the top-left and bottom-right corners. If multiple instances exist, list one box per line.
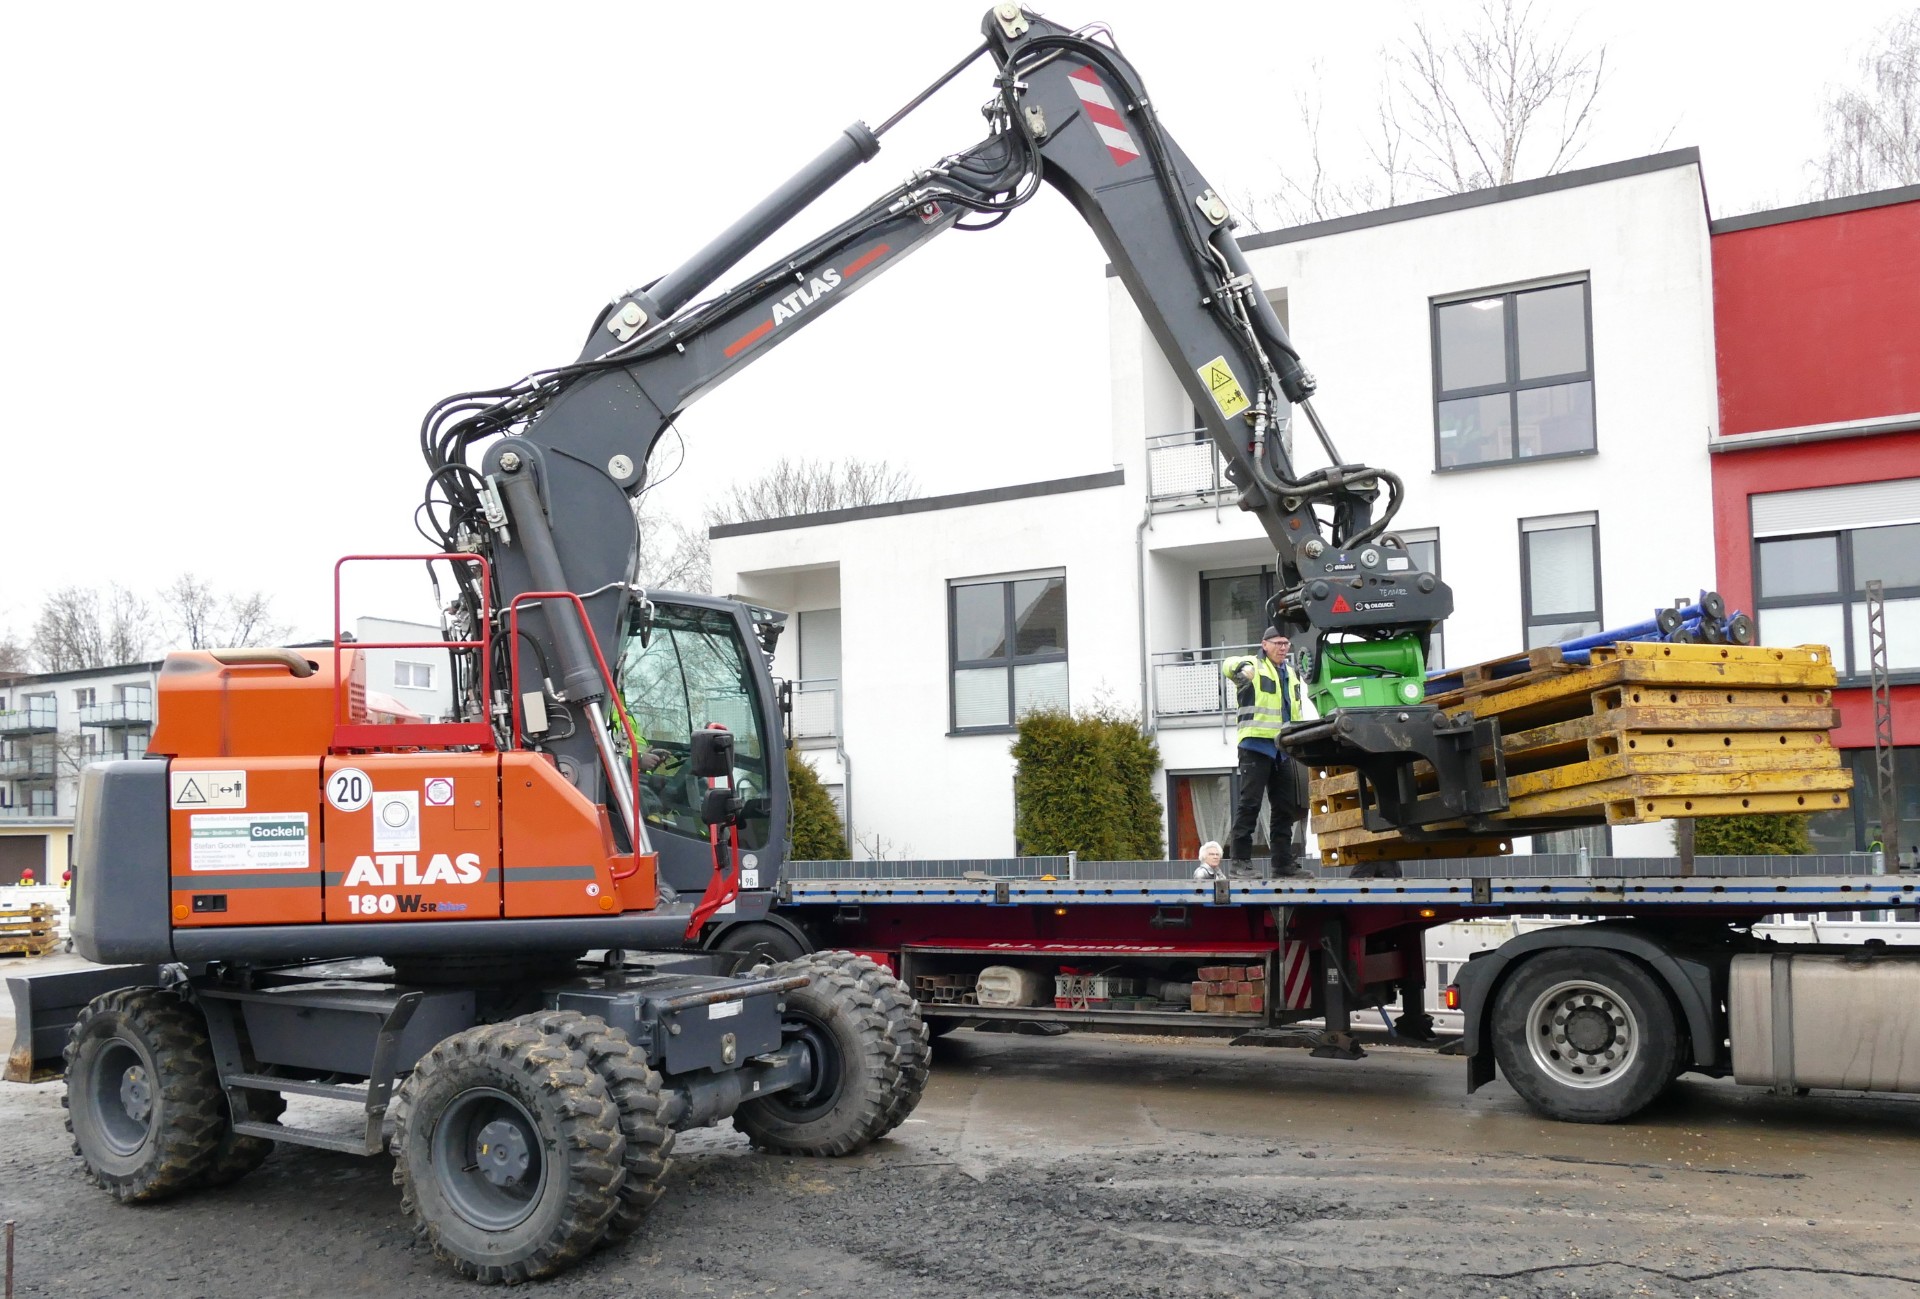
left=421, top=6, right=1502, bottom=859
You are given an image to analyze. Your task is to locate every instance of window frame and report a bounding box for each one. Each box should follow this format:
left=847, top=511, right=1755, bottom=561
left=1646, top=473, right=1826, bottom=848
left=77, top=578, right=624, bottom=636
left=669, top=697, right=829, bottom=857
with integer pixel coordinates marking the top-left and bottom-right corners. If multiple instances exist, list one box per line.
left=1752, top=523, right=1920, bottom=685
left=1398, top=528, right=1445, bottom=671
left=1197, top=565, right=1275, bottom=653
left=948, top=571, right=1069, bottom=735
left=393, top=660, right=436, bottom=690
left=1431, top=276, right=1597, bottom=472
left=1518, top=513, right=1603, bottom=650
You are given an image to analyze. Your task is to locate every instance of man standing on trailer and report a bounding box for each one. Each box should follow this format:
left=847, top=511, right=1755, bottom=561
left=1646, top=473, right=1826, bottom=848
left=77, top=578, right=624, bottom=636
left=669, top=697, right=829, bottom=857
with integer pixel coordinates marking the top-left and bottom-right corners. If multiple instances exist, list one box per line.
left=1222, top=628, right=1308, bottom=879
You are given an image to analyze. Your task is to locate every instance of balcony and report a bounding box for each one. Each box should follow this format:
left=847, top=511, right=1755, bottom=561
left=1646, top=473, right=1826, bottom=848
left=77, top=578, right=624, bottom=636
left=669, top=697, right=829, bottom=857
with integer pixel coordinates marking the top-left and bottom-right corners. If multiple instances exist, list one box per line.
left=788, top=678, right=840, bottom=745
left=0, top=750, right=58, bottom=781
left=1151, top=643, right=1257, bottom=726
left=0, top=802, right=58, bottom=821
left=79, top=699, right=153, bottom=729
left=0, top=700, right=57, bottom=737
left=1146, top=430, right=1232, bottom=512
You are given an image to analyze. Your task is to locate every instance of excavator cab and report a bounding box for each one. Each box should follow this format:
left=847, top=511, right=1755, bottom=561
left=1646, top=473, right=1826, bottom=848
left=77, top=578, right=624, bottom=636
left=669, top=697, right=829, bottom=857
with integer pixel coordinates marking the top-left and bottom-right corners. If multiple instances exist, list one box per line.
left=617, top=594, right=788, bottom=898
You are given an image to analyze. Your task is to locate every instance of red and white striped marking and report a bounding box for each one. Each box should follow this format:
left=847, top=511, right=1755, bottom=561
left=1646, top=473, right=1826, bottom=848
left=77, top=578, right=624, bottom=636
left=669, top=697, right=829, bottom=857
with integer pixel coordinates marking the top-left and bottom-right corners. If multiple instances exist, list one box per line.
left=1067, top=66, right=1139, bottom=167
left=1280, top=940, right=1312, bottom=1010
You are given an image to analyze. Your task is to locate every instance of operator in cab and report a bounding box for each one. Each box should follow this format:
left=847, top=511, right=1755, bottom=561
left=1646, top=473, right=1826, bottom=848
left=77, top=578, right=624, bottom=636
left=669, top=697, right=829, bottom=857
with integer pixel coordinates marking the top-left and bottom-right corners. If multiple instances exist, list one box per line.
left=1221, top=628, right=1309, bottom=880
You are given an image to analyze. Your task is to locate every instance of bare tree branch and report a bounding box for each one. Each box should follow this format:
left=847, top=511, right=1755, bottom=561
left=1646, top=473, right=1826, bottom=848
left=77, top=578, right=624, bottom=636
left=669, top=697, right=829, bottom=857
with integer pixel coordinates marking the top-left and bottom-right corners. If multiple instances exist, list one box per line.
left=160, top=573, right=290, bottom=649
left=1810, top=10, right=1920, bottom=199
left=705, top=457, right=918, bottom=526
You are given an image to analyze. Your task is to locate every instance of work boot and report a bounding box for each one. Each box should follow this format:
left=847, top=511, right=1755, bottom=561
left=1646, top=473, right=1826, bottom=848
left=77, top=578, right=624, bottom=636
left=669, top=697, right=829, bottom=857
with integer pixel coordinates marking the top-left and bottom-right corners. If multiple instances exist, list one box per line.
left=1226, top=858, right=1260, bottom=879
left=1270, top=862, right=1312, bottom=880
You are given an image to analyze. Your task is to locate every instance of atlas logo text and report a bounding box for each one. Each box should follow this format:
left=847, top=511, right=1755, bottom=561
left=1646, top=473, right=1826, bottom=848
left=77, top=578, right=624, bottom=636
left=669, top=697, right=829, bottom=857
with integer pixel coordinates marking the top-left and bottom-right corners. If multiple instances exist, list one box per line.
left=770, top=268, right=841, bottom=326
left=342, top=853, right=483, bottom=888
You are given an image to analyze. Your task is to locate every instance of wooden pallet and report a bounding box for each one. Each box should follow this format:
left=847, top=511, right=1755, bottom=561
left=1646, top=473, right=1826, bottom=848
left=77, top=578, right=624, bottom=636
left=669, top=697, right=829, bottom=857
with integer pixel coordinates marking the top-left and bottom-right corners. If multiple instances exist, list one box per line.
left=1309, top=644, right=1850, bottom=860
left=0, top=931, right=59, bottom=957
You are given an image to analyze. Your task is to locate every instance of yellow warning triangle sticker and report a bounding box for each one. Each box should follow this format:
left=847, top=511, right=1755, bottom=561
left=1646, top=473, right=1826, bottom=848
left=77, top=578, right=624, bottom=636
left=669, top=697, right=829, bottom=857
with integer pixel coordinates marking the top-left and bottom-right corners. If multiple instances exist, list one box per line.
left=175, top=778, right=207, bottom=805
left=1198, top=355, right=1250, bottom=419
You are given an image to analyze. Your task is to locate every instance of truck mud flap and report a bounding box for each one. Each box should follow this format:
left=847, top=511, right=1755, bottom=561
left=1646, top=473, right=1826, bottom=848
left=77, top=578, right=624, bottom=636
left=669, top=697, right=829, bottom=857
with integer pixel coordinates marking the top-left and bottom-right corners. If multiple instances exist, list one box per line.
left=5, top=965, right=162, bottom=1082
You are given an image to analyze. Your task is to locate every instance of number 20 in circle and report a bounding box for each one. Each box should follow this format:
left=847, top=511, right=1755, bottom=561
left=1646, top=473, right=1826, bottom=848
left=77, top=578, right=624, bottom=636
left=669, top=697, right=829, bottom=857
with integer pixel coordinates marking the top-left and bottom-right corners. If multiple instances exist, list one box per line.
left=328, top=767, right=372, bottom=813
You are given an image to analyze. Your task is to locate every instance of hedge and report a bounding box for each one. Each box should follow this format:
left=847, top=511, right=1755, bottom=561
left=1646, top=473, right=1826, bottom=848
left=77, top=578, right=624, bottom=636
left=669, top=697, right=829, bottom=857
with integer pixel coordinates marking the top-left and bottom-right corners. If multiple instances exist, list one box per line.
left=787, top=748, right=848, bottom=860
left=1685, top=813, right=1812, bottom=856
left=1011, top=703, right=1164, bottom=860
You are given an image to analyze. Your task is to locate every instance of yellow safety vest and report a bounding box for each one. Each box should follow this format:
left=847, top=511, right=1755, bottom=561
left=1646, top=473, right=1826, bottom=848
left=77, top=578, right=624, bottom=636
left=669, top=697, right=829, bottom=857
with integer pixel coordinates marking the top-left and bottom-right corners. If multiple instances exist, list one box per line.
left=1222, top=653, right=1304, bottom=746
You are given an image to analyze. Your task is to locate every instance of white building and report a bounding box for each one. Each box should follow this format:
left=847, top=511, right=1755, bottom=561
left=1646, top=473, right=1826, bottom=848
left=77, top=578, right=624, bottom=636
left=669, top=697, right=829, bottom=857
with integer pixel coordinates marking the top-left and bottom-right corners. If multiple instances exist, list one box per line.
left=0, top=661, right=161, bottom=882
left=350, top=616, right=458, bottom=723
left=717, top=152, right=1721, bottom=862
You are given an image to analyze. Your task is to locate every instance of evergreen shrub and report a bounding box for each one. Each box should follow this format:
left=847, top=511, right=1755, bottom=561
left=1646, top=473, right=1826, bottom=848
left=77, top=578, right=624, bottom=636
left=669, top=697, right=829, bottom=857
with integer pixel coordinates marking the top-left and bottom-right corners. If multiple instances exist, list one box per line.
left=787, top=747, right=849, bottom=860
left=1011, top=702, right=1164, bottom=860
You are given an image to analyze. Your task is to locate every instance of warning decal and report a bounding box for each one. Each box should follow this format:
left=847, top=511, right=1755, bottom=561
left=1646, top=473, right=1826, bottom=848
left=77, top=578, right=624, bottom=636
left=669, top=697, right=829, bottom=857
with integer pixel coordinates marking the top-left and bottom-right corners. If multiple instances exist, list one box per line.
left=1199, top=356, right=1250, bottom=420
left=172, top=770, right=246, bottom=810
left=189, top=813, right=310, bottom=872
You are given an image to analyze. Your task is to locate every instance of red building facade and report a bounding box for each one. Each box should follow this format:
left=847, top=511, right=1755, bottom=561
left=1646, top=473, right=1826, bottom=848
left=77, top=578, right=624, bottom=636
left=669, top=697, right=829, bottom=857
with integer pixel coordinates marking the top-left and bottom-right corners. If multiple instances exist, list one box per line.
left=1708, top=185, right=1920, bottom=859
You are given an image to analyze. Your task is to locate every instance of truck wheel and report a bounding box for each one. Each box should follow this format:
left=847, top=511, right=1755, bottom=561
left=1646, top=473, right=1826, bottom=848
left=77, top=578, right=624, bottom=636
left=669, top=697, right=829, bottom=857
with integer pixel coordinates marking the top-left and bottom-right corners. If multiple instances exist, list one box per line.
left=514, top=1010, right=675, bottom=1246
left=391, top=1024, right=624, bottom=1284
left=63, top=986, right=223, bottom=1202
left=1490, top=950, right=1680, bottom=1123
left=198, top=1087, right=287, bottom=1189
left=732, top=952, right=906, bottom=1156
left=802, top=951, right=929, bottom=1136
left=712, top=921, right=808, bottom=969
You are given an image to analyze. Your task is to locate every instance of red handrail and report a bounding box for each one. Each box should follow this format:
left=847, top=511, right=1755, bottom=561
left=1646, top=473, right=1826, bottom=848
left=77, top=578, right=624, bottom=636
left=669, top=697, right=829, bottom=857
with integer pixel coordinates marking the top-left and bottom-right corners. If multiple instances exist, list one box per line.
left=505, top=591, right=643, bottom=880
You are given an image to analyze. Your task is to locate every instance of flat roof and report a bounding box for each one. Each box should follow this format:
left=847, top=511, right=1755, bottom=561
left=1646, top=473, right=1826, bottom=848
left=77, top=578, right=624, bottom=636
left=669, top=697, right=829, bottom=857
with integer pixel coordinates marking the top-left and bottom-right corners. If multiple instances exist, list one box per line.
left=1709, top=182, right=1920, bottom=234
left=1104, top=148, right=1706, bottom=276
left=708, top=469, right=1125, bottom=539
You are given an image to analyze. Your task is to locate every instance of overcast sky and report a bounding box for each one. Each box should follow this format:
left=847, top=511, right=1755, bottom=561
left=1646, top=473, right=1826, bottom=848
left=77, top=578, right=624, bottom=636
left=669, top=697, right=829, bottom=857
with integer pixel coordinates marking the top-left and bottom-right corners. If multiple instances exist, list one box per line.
left=4, top=0, right=1911, bottom=646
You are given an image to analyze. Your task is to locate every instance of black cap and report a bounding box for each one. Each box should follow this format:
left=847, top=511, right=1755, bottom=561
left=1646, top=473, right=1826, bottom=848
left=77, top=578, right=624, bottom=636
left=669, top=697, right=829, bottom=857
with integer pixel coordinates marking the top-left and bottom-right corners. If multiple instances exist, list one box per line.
left=1261, top=626, right=1286, bottom=641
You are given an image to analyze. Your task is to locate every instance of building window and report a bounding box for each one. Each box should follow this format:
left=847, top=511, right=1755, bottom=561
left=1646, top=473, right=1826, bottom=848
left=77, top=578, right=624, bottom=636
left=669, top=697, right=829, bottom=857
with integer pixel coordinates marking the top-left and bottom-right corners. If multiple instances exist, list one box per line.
left=950, top=572, right=1068, bottom=732
left=74, top=687, right=95, bottom=708
left=1200, top=568, right=1274, bottom=652
left=1520, top=513, right=1602, bottom=649
left=1755, top=522, right=1920, bottom=680
left=1434, top=279, right=1594, bottom=470
left=1398, top=529, right=1445, bottom=671
left=394, top=661, right=435, bottom=690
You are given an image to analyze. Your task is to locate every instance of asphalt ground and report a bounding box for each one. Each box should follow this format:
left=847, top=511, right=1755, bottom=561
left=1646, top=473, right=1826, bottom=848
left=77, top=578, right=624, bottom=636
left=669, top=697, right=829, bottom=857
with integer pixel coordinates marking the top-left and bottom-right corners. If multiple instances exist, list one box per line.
left=2, top=981, right=1917, bottom=1299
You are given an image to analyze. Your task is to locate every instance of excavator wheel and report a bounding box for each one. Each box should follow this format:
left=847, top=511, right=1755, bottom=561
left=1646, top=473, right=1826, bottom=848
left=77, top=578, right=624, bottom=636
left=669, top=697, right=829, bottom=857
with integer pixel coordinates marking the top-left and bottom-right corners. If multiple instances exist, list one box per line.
left=798, top=951, right=929, bottom=1137
left=732, top=951, right=920, bottom=1156
left=513, top=1009, right=675, bottom=1246
left=391, top=1023, right=624, bottom=1284
left=63, top=986, right=224, bottom=1202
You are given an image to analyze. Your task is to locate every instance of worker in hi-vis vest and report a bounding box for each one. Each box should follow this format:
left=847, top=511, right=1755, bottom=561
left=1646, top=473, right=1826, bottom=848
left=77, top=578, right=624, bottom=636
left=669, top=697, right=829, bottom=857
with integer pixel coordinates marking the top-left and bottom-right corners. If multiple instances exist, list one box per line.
left=1221, top=626, right=1310, bottom=879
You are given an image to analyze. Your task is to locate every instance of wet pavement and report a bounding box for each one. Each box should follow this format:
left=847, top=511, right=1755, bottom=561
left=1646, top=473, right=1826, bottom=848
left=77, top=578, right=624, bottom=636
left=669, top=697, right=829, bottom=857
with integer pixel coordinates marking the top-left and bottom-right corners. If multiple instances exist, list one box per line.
left=2, top=998, right=1916, bottom=1297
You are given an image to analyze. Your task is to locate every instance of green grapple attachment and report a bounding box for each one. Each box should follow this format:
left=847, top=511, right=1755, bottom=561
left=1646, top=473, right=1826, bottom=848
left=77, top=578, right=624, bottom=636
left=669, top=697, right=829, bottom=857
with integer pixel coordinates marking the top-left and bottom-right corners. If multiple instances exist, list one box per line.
left=1307, top=634, right=1427, bottom=713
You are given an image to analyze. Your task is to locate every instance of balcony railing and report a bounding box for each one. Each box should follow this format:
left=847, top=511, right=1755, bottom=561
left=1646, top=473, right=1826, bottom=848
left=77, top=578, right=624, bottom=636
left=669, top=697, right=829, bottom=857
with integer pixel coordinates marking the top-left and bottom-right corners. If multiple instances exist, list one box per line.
left=0, top=700, right=58, bottom=736
left=79, top=698, right=153, bottom=728
left=789, top=678, right=840, bottom=743
left=0, top=750, right=59, bottom=780
left=0, top=802, right=58, bottom=820
left=1151, top=643, right=1258, bottom=723
left=1146, top=429, right=1232, bottom=511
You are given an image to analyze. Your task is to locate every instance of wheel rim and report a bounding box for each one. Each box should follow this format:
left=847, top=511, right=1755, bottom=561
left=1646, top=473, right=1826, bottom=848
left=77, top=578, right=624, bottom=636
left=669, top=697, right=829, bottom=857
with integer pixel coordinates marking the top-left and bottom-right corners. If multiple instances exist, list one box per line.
left=764, top=1012, right=845, bottom=1123
left=89, top=1040, right=154, bottom=1156
left=429, top=1087, right=546, bottom=1231
left=1525, top=979, right=1640, bottom=1089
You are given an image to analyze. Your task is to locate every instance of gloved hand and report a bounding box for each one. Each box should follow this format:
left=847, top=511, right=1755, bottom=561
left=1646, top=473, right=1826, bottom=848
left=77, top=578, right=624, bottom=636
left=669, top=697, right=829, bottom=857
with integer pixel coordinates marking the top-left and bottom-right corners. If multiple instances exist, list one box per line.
left=637, top=749, right=668, bottom=773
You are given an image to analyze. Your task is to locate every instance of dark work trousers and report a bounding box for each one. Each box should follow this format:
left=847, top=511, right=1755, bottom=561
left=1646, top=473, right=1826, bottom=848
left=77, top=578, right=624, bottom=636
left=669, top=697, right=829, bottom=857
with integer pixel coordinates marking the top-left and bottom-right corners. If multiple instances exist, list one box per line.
left=1229, top=746, right=1299, bottom=873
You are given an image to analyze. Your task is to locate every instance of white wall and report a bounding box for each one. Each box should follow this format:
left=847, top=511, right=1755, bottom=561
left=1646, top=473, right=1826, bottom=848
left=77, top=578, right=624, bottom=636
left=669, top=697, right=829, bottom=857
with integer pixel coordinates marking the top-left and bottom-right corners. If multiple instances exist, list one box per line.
left=714, top=481, right=1134, bottom=858
left=355, top=616, right=456, bottom=720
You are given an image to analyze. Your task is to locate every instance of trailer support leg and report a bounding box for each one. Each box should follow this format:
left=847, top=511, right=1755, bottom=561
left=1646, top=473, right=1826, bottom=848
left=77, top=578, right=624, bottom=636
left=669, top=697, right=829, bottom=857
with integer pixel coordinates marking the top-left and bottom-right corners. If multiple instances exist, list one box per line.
left=1311, top=916, right=1366, bottom=1060
left=1394, top=936, right=1437, bottom=1042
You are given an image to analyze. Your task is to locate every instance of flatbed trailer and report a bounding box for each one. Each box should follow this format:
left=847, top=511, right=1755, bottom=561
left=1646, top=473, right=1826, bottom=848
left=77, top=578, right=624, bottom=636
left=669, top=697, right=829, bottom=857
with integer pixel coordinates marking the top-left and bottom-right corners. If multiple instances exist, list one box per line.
left=708, top=855, right=1920, bottom=1123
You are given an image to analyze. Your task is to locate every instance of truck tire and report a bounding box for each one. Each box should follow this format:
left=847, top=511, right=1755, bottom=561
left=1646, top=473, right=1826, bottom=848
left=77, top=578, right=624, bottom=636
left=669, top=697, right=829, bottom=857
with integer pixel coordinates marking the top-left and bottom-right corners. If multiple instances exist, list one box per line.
left=732, top=951, right=907, bottom=1156
left=391, top=1023, right=624, bottom=1284
left=711, top=921, right=809, bottom=969
left=804, top=951, right=930, bottom=1136
left=63, top=986, right=223, bottom=1202
left=1490, top=950, right=1680, bottom=1123
left=513, top=1010, right=675, bottom=1246
left=197, top=1087, right=287, bottom=1189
